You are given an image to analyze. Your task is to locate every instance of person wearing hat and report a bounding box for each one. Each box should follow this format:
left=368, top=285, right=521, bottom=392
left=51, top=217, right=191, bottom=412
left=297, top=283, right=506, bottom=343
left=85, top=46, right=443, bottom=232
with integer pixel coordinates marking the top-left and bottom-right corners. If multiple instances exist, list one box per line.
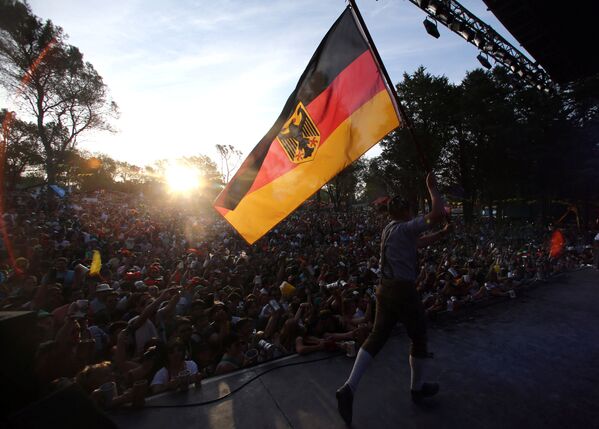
left=90, top=283, right=113, bottom=314
left=336, top=172, right=452, bottom=425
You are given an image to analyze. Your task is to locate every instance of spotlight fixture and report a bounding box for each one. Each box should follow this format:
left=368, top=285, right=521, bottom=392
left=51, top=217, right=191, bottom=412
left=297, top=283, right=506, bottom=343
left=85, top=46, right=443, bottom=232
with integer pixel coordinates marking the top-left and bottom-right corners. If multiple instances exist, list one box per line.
left=423, top=17, right=440, bottom=39
left=436, top=9, right=452, bottom=24
left=426, top=0, right=442, bottom=14
left=483, top=42, right=497, bottom=54
left=447, top=21, right=473, bottom=41
left=495, top=51, right=507, bottom=61
left=477, top=53, right=492, bottom=69
left=457, top=25, right=474, bottom=41
left=473, top=33, right=486, bottom=49
left=408, top=0, right=554, bottom=94
left=428, top=1, right=452, bottom=24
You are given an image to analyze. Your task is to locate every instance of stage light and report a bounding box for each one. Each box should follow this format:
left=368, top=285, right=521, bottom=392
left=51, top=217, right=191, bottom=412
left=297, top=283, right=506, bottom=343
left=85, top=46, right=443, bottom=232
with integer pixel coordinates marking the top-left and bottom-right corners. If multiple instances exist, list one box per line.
left=509, top=65, right=524, bottom=77
left=423, top=17, right=440, bottom=38
left=428, top=1, right=452, bottom=24
left=473, top=33, right=487, bottom=50
left=427, top=0, right=441, bottom=14
left=477, top=53, right=492, bottom=69
left=495, top=51, right=507, bottom=62
left=436, top=9, right=452, bottom=24
left=416, top=0, right=430, bottom=8
left=459, top=27, right=474, bottom=41
left=448, top=22, right=474, bottom=41
left=483, top=42, right=497, bottom=53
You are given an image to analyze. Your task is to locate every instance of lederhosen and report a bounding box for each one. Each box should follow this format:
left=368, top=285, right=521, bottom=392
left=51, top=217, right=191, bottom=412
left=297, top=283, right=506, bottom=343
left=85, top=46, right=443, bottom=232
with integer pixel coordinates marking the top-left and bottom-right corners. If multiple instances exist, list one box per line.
left=361, top=221, right=428, bottom=358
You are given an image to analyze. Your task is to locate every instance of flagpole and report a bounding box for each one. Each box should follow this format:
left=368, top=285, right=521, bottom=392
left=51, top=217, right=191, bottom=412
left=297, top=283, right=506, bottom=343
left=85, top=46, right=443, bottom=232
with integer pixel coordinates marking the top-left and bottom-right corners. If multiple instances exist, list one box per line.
left=347, top=0, right=431, bottom=172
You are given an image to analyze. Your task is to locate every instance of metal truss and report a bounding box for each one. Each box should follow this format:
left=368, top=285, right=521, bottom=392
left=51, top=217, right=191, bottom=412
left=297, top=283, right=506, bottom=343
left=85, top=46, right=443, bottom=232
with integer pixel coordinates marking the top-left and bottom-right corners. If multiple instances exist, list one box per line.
left=407, top=0, right=553, bottom=92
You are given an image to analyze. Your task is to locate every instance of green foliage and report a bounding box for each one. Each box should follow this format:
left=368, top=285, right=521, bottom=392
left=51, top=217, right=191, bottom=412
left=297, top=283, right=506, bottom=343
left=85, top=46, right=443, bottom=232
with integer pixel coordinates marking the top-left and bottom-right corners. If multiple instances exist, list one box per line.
left=0, top=0, right=118, bottom=184
left=323, top=158, right=367, bottom=209
left=366, top=66, right=599, bottom=223
left=0, top=109, right=43, bottom=189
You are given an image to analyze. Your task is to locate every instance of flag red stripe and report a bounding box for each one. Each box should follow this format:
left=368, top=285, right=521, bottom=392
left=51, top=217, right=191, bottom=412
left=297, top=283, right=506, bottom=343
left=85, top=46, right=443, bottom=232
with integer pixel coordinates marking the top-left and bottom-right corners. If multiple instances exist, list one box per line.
left=245, top=50, right=385, bottom=196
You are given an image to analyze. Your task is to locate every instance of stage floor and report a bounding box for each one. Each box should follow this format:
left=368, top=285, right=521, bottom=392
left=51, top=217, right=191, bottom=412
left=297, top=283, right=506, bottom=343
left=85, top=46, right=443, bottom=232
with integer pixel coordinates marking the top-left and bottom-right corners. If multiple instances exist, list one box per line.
left=110, top=268, right=599, bottom=428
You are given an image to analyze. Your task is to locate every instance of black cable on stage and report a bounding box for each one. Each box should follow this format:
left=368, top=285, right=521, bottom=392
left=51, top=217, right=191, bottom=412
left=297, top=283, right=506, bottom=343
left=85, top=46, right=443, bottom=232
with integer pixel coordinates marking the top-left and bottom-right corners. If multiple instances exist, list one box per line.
left=144, top=352, right=344, bottom=409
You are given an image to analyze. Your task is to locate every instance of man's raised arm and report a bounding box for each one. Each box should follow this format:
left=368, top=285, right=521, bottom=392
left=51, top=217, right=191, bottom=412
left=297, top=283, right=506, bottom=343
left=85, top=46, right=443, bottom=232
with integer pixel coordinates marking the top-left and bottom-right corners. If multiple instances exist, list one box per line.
left=423, top=172, right=445, bottom=226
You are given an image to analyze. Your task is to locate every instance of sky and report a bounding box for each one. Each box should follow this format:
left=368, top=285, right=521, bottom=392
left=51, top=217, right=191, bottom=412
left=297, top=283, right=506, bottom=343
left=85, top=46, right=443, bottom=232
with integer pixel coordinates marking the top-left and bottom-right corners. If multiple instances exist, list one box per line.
left=22, top=0, right=526, bottom=167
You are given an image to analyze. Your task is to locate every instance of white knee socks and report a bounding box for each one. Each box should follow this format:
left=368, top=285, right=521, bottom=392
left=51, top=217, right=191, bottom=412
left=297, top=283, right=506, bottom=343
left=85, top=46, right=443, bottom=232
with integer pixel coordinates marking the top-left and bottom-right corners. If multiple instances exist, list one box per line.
left=410, top=355, right=426, bottom=390
left=345, top=348, right=373, bottom=393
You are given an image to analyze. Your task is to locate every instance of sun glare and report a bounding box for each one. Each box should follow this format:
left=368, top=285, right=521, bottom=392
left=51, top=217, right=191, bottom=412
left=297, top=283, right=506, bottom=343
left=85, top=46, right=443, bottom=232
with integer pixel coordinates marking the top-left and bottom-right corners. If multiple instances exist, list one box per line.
left=164, top=162, right=202, bottom=194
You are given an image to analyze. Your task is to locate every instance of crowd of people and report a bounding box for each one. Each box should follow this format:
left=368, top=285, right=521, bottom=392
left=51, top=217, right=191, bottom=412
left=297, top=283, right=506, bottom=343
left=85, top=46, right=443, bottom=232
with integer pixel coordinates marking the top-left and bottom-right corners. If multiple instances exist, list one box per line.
left=1, top=189, right=597, bottom=409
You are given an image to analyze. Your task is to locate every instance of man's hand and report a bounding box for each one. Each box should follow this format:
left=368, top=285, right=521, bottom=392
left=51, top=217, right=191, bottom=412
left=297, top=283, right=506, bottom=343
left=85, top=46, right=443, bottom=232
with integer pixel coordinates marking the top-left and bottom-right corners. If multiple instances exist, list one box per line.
left=424, top=171, right=445, bottom=226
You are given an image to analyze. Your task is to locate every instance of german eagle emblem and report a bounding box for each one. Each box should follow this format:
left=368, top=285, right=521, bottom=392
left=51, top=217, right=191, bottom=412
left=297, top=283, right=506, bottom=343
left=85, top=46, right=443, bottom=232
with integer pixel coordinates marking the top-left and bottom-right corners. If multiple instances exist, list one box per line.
left=276, top=102, right=320, bottom=163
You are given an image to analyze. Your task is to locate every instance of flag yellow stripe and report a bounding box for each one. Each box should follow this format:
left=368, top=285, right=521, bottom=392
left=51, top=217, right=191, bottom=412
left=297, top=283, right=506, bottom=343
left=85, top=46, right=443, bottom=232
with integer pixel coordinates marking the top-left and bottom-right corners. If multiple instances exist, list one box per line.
left=223, top=89, right=399, bottom=244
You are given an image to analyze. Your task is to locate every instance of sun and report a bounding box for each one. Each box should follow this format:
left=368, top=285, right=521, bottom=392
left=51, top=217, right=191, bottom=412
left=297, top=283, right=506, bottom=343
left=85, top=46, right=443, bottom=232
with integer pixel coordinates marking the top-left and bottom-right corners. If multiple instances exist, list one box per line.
left=164, top=162, right=202, bottom=194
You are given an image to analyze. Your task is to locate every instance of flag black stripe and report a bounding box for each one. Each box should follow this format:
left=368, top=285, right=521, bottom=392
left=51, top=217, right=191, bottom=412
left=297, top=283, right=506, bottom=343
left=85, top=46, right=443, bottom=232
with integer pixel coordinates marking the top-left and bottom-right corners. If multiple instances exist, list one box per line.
left=282, top=139, right=295, bottom=158
left=304, top=119, right=317, bottom=136
left=217, top=7, right=368, bottom=211
left=283, top=139, right=293, bottom=158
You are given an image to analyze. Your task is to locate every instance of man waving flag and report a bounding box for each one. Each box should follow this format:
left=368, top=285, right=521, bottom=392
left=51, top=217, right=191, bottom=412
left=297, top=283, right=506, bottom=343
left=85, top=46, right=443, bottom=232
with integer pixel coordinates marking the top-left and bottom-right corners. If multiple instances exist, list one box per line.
left=214, top=5, right=402, bottom=244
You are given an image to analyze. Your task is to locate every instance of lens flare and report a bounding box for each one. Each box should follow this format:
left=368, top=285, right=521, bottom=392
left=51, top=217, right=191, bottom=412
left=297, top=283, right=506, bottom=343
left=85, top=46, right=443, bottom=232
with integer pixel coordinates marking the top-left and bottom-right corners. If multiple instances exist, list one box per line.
left=1, top=39, right=57, bottom=269
left=164, top=162, right=202, bottom=194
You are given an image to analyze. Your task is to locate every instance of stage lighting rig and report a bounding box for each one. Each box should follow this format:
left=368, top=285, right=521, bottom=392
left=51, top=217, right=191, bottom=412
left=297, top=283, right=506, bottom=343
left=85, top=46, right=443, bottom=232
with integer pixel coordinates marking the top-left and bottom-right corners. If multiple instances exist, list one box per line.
left=407, top=0, right=553, bottom=92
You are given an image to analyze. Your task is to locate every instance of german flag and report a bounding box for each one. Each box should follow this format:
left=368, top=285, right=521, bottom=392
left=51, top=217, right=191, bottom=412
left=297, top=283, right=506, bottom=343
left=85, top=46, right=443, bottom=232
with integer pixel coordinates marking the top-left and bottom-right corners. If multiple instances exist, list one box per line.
left=214, top=6, right=401, bottom=244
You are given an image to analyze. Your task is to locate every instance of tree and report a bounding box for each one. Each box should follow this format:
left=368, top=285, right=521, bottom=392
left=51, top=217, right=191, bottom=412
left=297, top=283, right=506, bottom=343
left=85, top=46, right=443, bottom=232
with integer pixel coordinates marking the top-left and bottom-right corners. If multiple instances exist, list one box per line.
left=114, top=160, right=144, bottom=183
left=58, top=149, right=118, bottom=191
left=453, top=68, right=516, bottom=221
left=215, top=144, right=242, bottom=183
left=323, top=159, right=367, bottom=209
left=380, top=65, right=599, bottom=225
left=362, top=157, right=390, bottom=202
left=0, top=0, right=118, bottom=185
left=1, top=109, right=43, bottom=189
left=379, top=67, right=458, bottom=214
